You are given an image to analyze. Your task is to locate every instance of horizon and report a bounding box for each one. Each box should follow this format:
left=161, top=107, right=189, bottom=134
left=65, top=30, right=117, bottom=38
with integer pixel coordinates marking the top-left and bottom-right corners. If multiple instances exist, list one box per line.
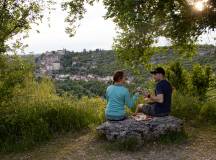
left=22, top=44, right=216, bottom=56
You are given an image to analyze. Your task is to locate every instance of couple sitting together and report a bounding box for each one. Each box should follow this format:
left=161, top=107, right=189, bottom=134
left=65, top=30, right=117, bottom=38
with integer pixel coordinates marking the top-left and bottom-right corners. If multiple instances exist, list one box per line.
left=105, top=67, right=173, bottom=121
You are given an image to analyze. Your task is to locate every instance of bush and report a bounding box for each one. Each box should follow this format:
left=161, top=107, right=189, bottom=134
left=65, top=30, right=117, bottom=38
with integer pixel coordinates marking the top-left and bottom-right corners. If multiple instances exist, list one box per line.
left=172, top=92, right=201, bottom=122
left=166, top=62, right=214, bottom=101
left=191, top=64, right=212, bottom=100
left=0, top=55, right=106, bottom=152
left=0, top=55, right=33, bottom=101
left=55, top=80, right=108, bottom=98
left=166, top=61, right=189, bottom=93
left=172, top=91, right=216, bottom=125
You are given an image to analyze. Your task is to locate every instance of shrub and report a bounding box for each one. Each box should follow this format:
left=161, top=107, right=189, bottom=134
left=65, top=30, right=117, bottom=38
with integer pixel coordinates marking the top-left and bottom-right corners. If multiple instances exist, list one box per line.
left=172, top=91, right=216, bottom=125
left=166, top=61, right=189, bottom=93
left=0, top=55, right=106, bottom=152
left=55, top=80, right=108, bottom=98
left=191, top=64, right=212, bottom=100
left=171, top=92, right=201, bottom=122
left=166, top=62, right=214, bottom=101
left=0, top=55, right=33, bottom=101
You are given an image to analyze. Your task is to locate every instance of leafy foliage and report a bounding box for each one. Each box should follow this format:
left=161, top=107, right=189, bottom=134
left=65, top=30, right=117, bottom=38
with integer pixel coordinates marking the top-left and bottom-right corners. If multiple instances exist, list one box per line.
left=64, top=0, right=216, bottom=67
left=166, top=61, right=189, bottom=93
left=55, top=80, right=108, bottom=98
left=172, top=92, right=201, bottom=121
left=0, top=55, right=34, bottom=102
left=0, top=55, right=105, bottom=152
left=0, top=0, right=53, bottom=53
left=166, top=61, right=214, bottom=100
left=172, top=91, right=216, bottom=125
left=199, top=101, right=216, bottom=124
left=191, top=64, right=212, bottom=100
left=0, top=95, right=105, bottom=152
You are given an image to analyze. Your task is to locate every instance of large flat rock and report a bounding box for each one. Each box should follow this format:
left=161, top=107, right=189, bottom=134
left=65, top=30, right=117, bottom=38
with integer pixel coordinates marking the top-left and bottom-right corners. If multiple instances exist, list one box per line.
left=96, top=115, right=183, bottom=141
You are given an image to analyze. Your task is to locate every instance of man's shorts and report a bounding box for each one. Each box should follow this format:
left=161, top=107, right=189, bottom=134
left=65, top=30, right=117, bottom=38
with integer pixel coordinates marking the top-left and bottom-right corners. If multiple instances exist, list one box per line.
left=141, top=104, right=169, bottom=117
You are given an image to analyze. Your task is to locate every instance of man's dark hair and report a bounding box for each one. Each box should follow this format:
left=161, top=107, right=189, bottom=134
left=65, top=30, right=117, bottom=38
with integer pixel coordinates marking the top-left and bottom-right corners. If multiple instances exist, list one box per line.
left=150, top=67, right=165, bottom=76
left=113, top=70, right=124, bottom=83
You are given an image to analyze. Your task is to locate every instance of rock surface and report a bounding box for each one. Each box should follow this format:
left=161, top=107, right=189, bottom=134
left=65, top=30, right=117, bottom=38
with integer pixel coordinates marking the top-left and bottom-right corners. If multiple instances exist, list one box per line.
left=96, top=116, right=183, bottom=141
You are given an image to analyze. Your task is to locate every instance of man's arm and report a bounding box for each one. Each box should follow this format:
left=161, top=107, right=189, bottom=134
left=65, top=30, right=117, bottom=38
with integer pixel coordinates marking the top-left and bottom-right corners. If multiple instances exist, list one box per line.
left=149, top=82, right=164, bottom=103
left=149, top=94, right=164, bottom=103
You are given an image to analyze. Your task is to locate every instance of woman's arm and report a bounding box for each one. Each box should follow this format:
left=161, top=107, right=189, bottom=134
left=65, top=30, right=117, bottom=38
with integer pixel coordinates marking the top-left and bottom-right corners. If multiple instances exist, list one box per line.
left=125, top=89, right=139, bottom=108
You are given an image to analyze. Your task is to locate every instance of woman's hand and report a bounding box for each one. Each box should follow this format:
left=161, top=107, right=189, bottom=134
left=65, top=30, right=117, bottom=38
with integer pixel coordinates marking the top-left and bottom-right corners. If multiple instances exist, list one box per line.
left=143, top=91, right=150, bottom=98
left=135, top=87, right=143, bottom=94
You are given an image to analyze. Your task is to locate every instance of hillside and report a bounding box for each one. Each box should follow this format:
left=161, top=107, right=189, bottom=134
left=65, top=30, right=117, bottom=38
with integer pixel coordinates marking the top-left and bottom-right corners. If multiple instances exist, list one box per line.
left=35, top=45, right=216, bottom=78
left=35, top=49, right=121, bottom=80
left=33, top=45, right=216, bottom=97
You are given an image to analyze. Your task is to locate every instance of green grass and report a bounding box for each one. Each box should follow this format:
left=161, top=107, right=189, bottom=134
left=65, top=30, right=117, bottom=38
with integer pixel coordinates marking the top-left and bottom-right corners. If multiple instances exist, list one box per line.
left=171, top=92, right=201, bottom=122
left=207, top=88, right=216, bottom=102
left=157, top=130, right=188, bottom=144
left=172, top=91, right=216, bottom=125
left=0, top=97, right=105, bottom=152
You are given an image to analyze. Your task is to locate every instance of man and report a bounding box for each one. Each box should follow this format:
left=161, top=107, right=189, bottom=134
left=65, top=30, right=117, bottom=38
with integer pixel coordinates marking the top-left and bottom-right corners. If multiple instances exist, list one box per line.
left=136, top=67, right=172, bottom=117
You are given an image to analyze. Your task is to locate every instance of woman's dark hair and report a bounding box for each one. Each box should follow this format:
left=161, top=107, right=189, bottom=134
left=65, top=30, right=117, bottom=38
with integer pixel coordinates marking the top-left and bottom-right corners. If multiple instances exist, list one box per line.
left=113, top=70, right=124, bottom=83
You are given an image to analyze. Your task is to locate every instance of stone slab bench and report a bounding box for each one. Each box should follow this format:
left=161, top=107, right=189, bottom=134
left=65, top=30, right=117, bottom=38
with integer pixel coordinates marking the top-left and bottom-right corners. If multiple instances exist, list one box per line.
left=96, top=115, right=183, bottom=141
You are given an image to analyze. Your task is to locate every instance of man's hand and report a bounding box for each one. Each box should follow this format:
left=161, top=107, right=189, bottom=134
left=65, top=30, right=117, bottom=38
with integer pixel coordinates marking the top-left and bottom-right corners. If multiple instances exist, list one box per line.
left=144, top=97, right=152, bottom=103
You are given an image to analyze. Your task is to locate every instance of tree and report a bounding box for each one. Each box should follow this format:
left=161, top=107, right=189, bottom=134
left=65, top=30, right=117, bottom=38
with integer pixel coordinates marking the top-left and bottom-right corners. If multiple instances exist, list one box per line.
left=0, top=0, right=56, bottom=103
left=64, top=0, right=216, bottom=67
left=191, top=64, right=212, bottom=100
left=0, top=0, right=53, bottom=54
left=0, top=55, right=34, bottom=102
left=166, top=61, right=189, bottom=93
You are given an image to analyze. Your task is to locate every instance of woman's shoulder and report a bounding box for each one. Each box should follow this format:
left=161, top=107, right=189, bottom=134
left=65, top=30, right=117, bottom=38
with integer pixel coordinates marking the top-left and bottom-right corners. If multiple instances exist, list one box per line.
left=107, top=84, right=127, bottom=90
left=116, top=85, right=129, bottom=93
left=107, top=85, right=115, bottom=90
left=107, top=84, right=114, bottom=88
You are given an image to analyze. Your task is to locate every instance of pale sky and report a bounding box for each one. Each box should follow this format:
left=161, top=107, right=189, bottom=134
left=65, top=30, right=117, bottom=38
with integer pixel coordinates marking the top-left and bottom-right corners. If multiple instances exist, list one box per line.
left=23, top=2, right=215, bottom=54
left=24, top=2, right=117, bottom=54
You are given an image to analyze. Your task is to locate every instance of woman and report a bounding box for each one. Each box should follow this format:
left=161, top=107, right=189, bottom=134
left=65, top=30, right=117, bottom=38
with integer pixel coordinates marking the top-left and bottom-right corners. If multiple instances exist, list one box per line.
left=105, top=70, right=139, bottom=121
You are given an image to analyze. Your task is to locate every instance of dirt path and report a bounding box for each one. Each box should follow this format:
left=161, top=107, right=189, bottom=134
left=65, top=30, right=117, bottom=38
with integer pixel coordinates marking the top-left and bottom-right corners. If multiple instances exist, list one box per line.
left=1, top=126, right=216, bottom=160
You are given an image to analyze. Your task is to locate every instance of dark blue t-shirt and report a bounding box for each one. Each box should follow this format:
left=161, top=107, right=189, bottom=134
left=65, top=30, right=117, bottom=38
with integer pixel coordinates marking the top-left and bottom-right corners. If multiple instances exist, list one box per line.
left=154, top=80, right=172, bottom=114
